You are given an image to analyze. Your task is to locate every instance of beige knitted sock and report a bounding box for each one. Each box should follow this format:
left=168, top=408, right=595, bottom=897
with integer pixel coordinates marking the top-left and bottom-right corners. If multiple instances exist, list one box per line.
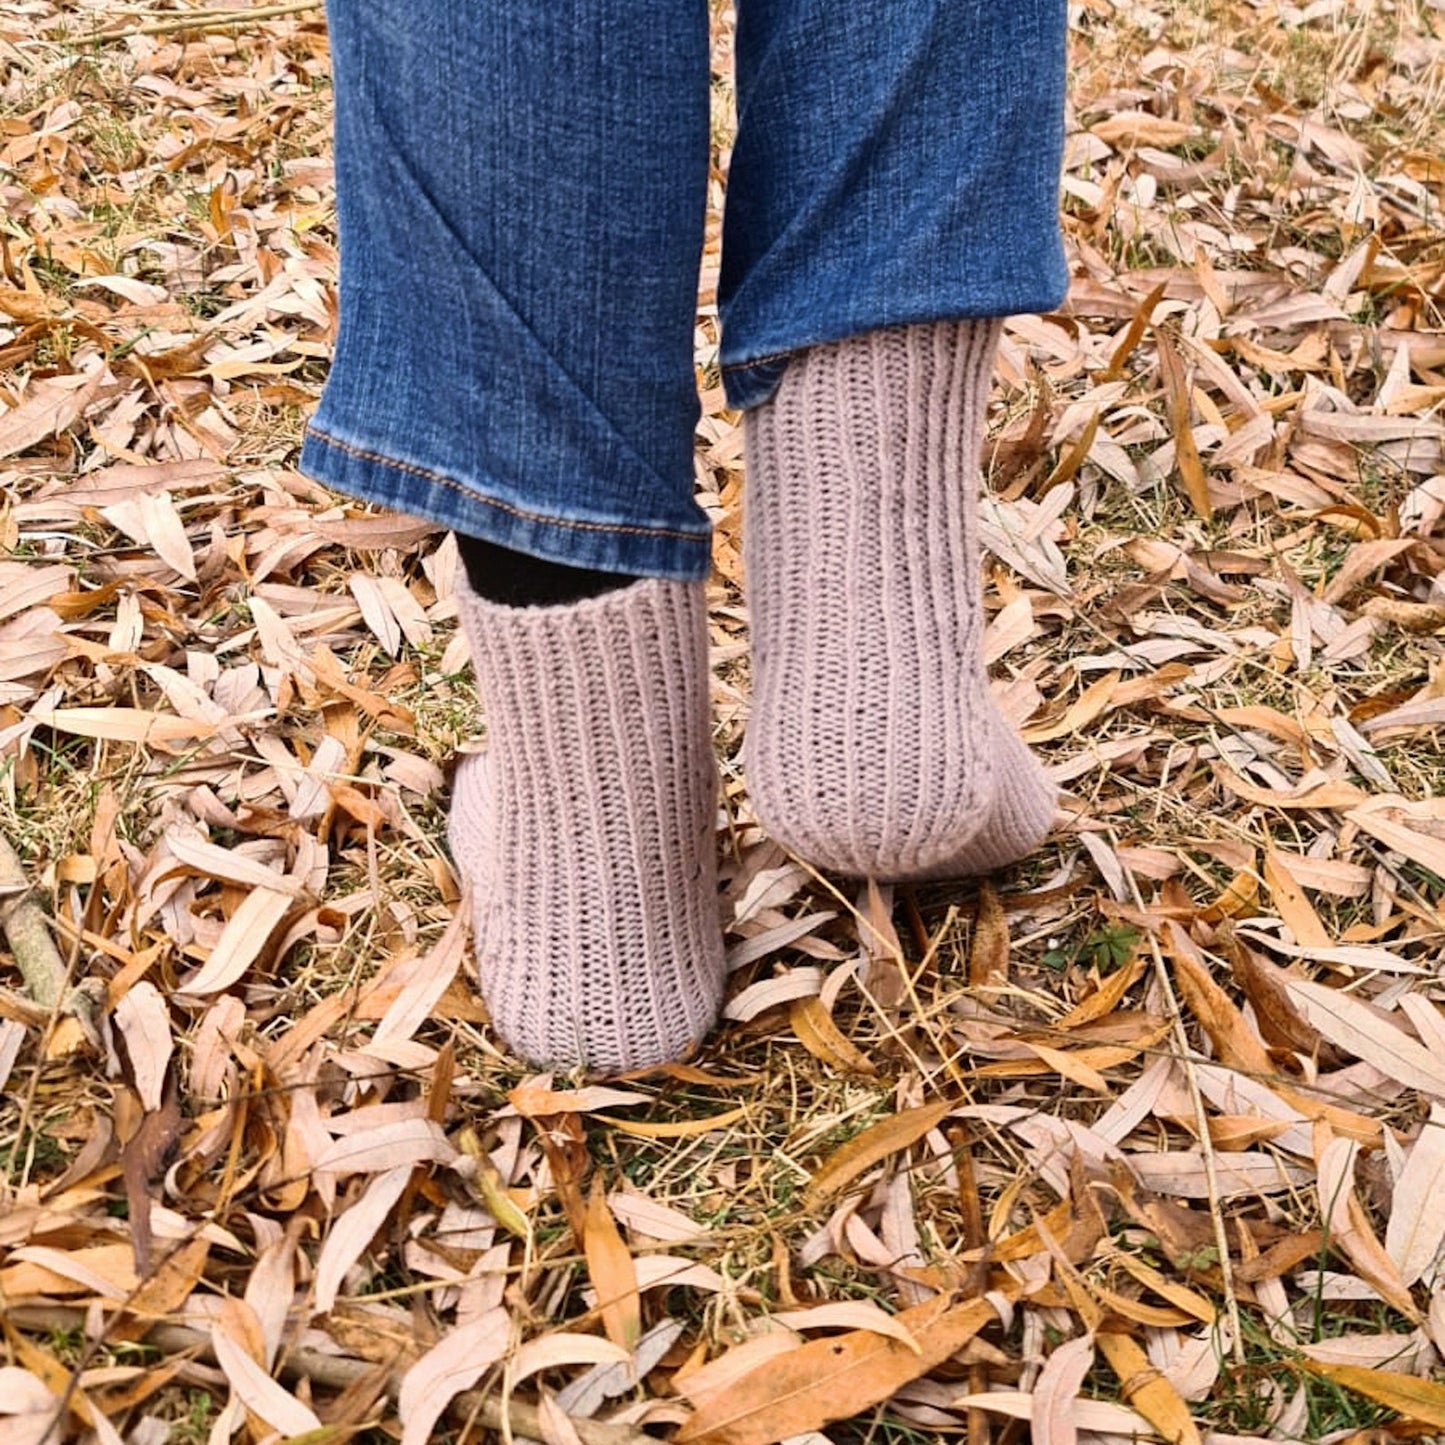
left=447, top=574, right=725, bottom=1073
left=743, top=318, right=1055, bottom=882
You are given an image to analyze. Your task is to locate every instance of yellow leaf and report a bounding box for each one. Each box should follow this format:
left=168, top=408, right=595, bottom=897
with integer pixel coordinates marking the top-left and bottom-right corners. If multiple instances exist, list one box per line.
left=789, top=996, right=877, bottom=1076
left=1018, top=1041, right=1112, bottom=1093
left=584, top=1181, right=640, bottom=1353
left=1097, top=1331, right=1202, bottom=1445
left=804, top=1100, right=952, bottom=1207
left=605, top=1105, right=749, bottom=1139
left=1262, top=849, right=1332, bottom=949
left=677, top=1293, right=999, bottom=1445
left=1055, top=953, right=1146, bottom=1029
left=1301, top=1362, right=1445, bottom=1428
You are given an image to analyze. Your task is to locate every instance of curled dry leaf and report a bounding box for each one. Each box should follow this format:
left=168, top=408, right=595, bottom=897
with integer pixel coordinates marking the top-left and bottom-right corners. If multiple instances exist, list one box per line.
left=969, top=881, right=1010, bottom=985
left=312, top=1118, right=457, bottom=1176
left=1096, top=1331, right=1201, bottom=1445
left=789, top=995, right=877, bottom=1076
left=1315, top=1135, right=1419, bottom=1321
left=1030, top=1332, right=1095, bottom=1445
left=768, top=1301, right=921, bottom=1353
left=507, top=1332, right=631, bottom=1390
left=111, top=980, right=172, bottom=1112
left=177, top=886, right=294, bottom=996
left=397, top=1307, right=511, bottom=1445
left=604, top=1104, right=749, bottom=1140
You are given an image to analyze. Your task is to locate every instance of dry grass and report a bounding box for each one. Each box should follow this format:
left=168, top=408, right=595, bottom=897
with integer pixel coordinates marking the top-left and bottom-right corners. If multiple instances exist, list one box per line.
left=2, top=1, right=1445, bottom=1442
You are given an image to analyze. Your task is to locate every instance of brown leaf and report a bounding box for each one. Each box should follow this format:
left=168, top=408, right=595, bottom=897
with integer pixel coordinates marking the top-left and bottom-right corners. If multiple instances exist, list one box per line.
left=804, top=1099, right=952, bottom=1207
left=969, top=882, right=1009, bottom=986
left=605, top=1105, right=749, bottom=1140
left=120, top=1074, right=182, bottom=1276
left=1166, top=924, right=1379, bottom=1142
left=676, top=1292, right=999, bottom=1445
left=1096, top=1331, right=1201, bottom=1445
left=1223, top=933, right=1335, bottom=1063
left=1261, top=849, right=1332, bottom=949
left=789, top=996, right=877, bottom=1076
left=1156, top=326, right=1211, bottom=521
left=585, top=1180, right=640, bottom=1353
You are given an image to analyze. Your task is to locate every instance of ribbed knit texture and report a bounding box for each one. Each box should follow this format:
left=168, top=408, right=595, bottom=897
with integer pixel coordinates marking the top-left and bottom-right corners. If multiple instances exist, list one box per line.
left=743, top=318, right=1056, bottom=882
left=447, top=574, right=725, bottom=1073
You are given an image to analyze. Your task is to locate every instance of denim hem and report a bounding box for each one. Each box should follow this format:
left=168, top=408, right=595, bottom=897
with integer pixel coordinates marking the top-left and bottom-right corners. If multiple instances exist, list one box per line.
left=299, top=423, right=713, bottom=582
left=719, top=288, right=1070, bottom=411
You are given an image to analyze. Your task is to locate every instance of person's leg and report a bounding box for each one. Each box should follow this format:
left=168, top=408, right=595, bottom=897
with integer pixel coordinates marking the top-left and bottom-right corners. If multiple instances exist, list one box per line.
left=305, top=1, right=714, bottom=580
left=303, top=0, right=724, bottom=1071
left=724, top=0, right=1068, bottom=881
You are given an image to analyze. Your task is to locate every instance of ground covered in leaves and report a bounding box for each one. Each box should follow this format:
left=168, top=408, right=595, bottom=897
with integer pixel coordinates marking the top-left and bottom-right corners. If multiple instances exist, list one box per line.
left=2, top=1, right=1445, bottom=1442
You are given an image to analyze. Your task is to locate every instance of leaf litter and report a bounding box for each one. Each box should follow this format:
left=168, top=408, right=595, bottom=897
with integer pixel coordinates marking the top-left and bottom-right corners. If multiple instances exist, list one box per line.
left=1, top=0, right=1445, bottom=1442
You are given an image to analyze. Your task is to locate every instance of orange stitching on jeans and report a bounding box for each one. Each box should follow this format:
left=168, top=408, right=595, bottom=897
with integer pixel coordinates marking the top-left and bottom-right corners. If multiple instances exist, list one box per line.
left=303, top=424, right=708, bottom=544
left=720, top=348, right=795, bottom=373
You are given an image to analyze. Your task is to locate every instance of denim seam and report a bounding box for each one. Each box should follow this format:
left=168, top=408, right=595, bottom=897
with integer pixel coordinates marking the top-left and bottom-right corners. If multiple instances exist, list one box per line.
left=720, top=348, right=796, bottom=373
left=304, top=424, right=709, bottom=544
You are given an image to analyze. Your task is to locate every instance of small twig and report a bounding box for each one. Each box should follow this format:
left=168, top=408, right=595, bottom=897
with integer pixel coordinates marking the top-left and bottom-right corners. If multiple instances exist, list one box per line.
left=95, top=2, right=322, bottom=41
left=8, top=1306, right=655, bottom=1445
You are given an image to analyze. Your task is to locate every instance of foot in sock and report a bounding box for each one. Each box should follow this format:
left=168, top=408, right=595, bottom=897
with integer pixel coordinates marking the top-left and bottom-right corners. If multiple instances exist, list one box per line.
left=742, top=318, right=1055, bottom=882
left=446, top=565, right=725, bottom=1073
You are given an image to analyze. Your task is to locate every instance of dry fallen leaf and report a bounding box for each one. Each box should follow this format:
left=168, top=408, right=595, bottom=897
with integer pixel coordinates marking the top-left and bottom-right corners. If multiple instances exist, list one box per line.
left=677, top=1293, right=999, bottom=1445
left=397, top=1307, right=511, bottom=1445
left=585, top=1179, right=641, bottom=1354
left=1289, top=981, right=1445, bottom=1099
left=1030, top=1332, right=1095, bottom=1445
left=4, top=5, right=1445, bottom=1440
left=1385, top=1103, right=1445, bottom=1286
left=1301, top=1361, right=1445, bottom=1429
left=1096, top=1331, right=1201, bottom=1445
left=313, top=1164, right=412, bottom=1313
left=804, top=1100, right=953, bottom=1206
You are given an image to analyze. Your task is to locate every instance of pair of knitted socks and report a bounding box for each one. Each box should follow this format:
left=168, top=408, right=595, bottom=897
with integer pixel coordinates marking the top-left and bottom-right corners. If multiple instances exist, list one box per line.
left=449, top=319, right=1055, bottom=1072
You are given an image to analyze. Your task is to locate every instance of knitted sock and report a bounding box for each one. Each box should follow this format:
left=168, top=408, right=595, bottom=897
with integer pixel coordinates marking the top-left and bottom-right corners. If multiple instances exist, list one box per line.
left=447, top=573, right=725, bottom=1073
left=742, top=318, right=1056, bottom=882
left=455, top=532, right=637, bottom=608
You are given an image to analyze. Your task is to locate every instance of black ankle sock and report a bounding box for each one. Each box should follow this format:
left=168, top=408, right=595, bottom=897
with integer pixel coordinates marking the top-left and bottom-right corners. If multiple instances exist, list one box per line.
left=455, top=533, right=637, bottom=608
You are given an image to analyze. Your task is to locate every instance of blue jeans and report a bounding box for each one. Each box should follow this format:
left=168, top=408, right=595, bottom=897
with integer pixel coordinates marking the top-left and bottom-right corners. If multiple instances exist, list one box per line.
left=300, top=1, right=1068, bottom=581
